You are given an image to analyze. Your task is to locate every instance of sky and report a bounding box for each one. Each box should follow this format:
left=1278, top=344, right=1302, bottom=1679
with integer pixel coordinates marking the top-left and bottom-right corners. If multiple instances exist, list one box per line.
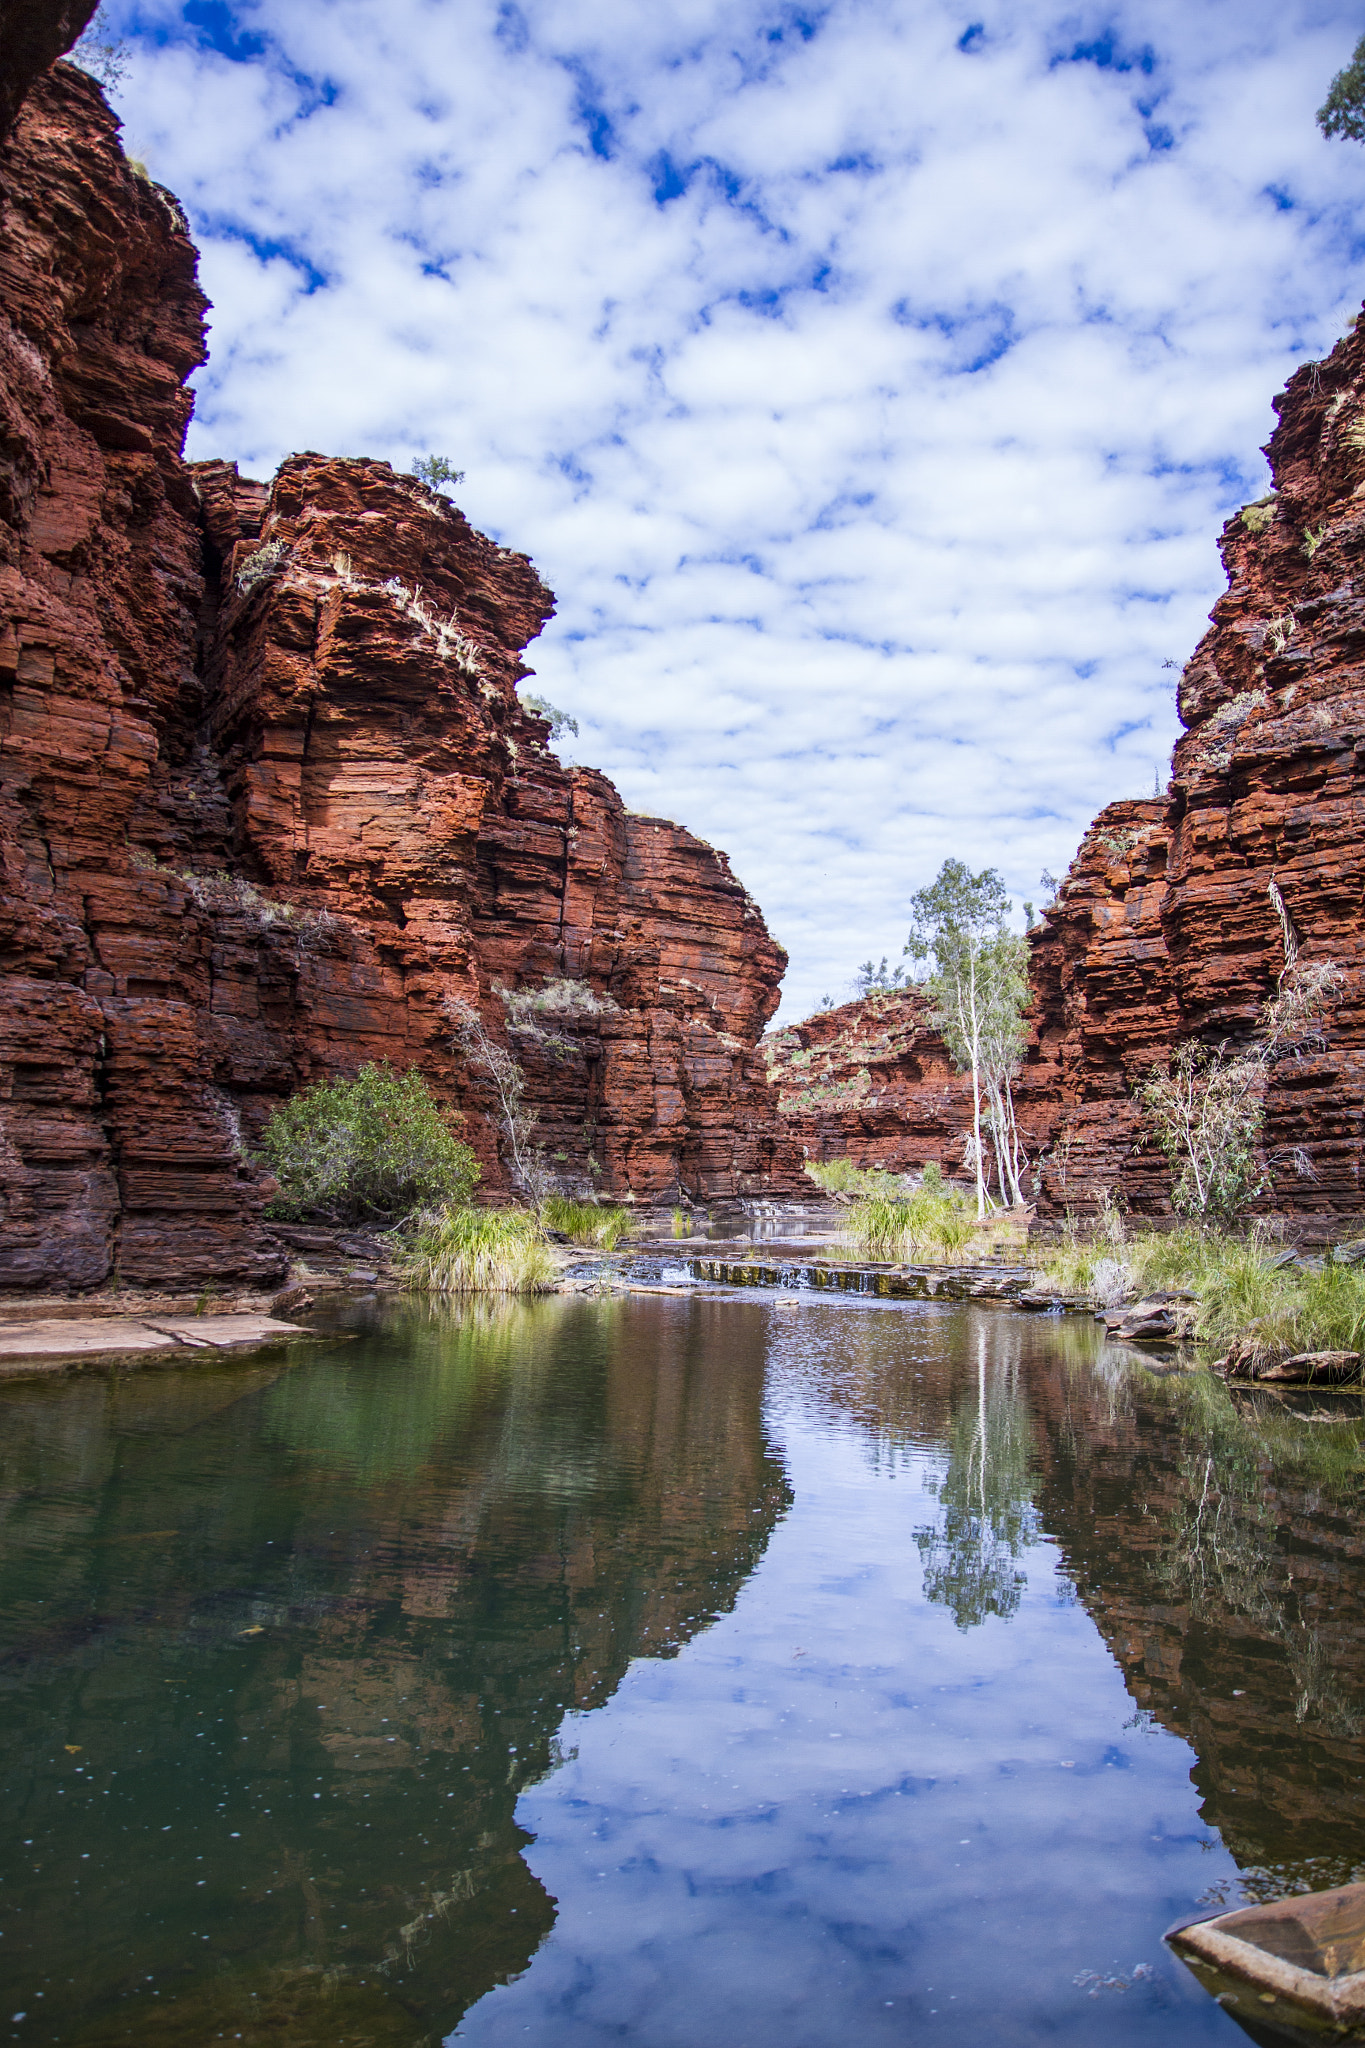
left=85, top=0, right=1365, bottom=1020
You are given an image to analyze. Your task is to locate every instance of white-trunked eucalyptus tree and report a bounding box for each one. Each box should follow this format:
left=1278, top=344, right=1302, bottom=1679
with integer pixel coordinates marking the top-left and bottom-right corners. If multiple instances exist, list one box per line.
left=905, top=860, right=1030, bottom=1219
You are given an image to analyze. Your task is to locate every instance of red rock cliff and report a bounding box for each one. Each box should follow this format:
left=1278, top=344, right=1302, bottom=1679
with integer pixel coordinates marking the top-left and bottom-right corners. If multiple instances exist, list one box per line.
left=0, top=65, right=803, bottom=1293
left=1023, top=326, right=1365, bottom=1223
left=763, top=990, right=973, bottom=1180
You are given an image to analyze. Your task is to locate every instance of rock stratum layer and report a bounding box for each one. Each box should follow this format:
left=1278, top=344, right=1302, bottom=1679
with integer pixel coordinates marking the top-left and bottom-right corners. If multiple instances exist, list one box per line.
left=0, top=65, right=802, bottom=1293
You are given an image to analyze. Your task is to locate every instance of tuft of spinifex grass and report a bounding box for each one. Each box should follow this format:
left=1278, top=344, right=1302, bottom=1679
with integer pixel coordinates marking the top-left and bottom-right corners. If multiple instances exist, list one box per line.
left=1195, top=1252, right=1365, bottom=1361
left=402, top=1207, right=556, bottom=1293
left=542, top=1196, right=630, bottom=1250
left=1033, top=1223, right=1365, bottom=1364
left=847, top=1187, right=975, bottom=1263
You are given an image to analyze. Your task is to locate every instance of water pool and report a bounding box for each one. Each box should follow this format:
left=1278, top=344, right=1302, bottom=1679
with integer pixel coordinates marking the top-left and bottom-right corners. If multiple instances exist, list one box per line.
left=2, top=1293, right=1363, bottom=2044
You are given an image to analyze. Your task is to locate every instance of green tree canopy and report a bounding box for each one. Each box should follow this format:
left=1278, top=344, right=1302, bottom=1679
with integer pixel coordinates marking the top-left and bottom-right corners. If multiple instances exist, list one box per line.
left=410, top=454, right=465, bottom=492
left=1319, top=34, right=1365, bottom=142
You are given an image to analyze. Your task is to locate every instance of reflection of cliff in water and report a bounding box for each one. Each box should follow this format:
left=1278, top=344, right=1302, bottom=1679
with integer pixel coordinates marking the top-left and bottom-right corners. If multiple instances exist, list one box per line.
left=771, top=1302, right=1365, bottom=1898
left=1033, top=1351, right=1365, bottom=1900
left=0, top=1297, right=790, bottom=2044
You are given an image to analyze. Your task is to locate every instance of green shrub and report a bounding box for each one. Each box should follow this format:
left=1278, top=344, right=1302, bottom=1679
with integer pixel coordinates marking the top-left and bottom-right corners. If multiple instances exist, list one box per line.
left=805, top=1157, right=907, bottom=1197
left=401, top=1207, right=556, bottom=1294
left=259, top=1063, right=478, bottom=1221
left=542, top=1197, right=630, bottom=1249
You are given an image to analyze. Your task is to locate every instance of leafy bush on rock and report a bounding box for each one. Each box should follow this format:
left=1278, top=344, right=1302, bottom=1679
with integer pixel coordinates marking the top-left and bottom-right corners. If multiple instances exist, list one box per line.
left=259, top=1063, right=478, bottom=1221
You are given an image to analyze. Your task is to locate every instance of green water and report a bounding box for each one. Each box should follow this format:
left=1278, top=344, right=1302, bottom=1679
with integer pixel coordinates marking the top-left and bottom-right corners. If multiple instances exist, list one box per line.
left=2, top=1293, right=1364, bottom=2045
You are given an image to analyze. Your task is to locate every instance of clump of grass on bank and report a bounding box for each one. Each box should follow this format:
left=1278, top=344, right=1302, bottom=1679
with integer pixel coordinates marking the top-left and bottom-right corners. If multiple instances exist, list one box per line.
left=401, top=1208, right=556, bottom=1294
left=846, top=1182, right=976, bottom=1263
left=1195, top=1253, right=1365, bottom=1362
left=1034, top=1223, right=1365, bottom=1363
left=542, top=1196, right=630, bottom=1250
left=1034, top=1218, right=1209, bottom=1302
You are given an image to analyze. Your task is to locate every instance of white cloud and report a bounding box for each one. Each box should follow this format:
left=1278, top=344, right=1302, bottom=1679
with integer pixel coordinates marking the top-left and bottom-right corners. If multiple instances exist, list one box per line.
left=106, top=0, right=1365, bottom=1017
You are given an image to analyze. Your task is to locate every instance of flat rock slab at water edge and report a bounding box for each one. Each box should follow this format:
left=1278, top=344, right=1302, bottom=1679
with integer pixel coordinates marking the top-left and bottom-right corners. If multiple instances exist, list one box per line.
left=0, top=1313, right=312, bottom=1377
left=1215, top=1347, right=1363, bottom=1385
left=1095, top=1294, right=1199, bottom=1341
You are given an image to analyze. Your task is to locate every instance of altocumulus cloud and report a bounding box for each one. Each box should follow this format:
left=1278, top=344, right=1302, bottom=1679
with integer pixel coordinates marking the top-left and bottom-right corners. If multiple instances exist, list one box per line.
left=104, top=0, right=1365, bottom=1018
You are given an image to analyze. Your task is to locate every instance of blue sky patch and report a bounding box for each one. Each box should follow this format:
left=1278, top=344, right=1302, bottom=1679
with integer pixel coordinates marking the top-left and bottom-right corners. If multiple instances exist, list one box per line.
left=1053, top=29, right=1157, bottom=76
left=182, top=0, right=265, bottom=62
left=127, top=0, right=1365, bottom=1020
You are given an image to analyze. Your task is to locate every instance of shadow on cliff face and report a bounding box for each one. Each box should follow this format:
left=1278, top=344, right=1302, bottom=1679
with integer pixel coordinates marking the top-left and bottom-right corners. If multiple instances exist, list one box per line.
left=0, top=1297, right=790, bottom=2044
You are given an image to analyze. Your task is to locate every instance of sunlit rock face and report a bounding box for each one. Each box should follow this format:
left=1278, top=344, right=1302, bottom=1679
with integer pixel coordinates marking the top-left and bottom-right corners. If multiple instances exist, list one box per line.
left=762, top=990, right=974, bottom=1180
left=1022, top=330, right=1365, bottom=1225
left=197, top=454, right=802, bottom=1207
left=0, top=64, right=803, bottom=1292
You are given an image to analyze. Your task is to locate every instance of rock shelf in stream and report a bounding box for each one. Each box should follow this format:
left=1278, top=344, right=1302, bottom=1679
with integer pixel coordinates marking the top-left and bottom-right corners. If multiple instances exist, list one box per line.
left=688, top=1256, right=1038, bottom=1301
left=0, top=1311, right=313, bottom=1378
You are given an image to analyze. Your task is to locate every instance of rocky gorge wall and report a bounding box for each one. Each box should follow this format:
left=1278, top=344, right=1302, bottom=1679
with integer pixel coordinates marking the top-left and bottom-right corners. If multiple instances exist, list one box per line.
left=762, top=989, right=974, bottom=1179
left=771, top=326, right=1365, bottom=1226
left=1021, top=326, right=1365, bottom=1225
left=0, top=62, right=804, bottom=1294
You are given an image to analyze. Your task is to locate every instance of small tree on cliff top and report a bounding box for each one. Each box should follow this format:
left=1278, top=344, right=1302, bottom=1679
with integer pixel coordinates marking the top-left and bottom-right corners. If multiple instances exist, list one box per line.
left=410, top=454, right=465, bottom=492
left=853, top=956, right=910, bottom=998
left=70, top=7, right=130, bottom=92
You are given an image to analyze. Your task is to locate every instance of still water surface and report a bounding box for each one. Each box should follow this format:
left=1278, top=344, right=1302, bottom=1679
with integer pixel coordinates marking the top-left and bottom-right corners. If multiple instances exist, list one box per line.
left=3, top=1294, right=1365, bottom=2045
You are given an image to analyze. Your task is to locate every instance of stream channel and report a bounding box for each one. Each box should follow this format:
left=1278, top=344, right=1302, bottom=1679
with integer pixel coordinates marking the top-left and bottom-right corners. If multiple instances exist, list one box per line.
left=3, top=1286, right=1365, bottom=2045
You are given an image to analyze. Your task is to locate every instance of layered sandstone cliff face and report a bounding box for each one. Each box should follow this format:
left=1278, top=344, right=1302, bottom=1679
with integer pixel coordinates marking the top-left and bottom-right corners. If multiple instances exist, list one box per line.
left=0, top=64, right=802, bottom=1293
left=763, top=990, right=973, bottom=1179
left=1023, top=329, right=1365, bottom=1223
